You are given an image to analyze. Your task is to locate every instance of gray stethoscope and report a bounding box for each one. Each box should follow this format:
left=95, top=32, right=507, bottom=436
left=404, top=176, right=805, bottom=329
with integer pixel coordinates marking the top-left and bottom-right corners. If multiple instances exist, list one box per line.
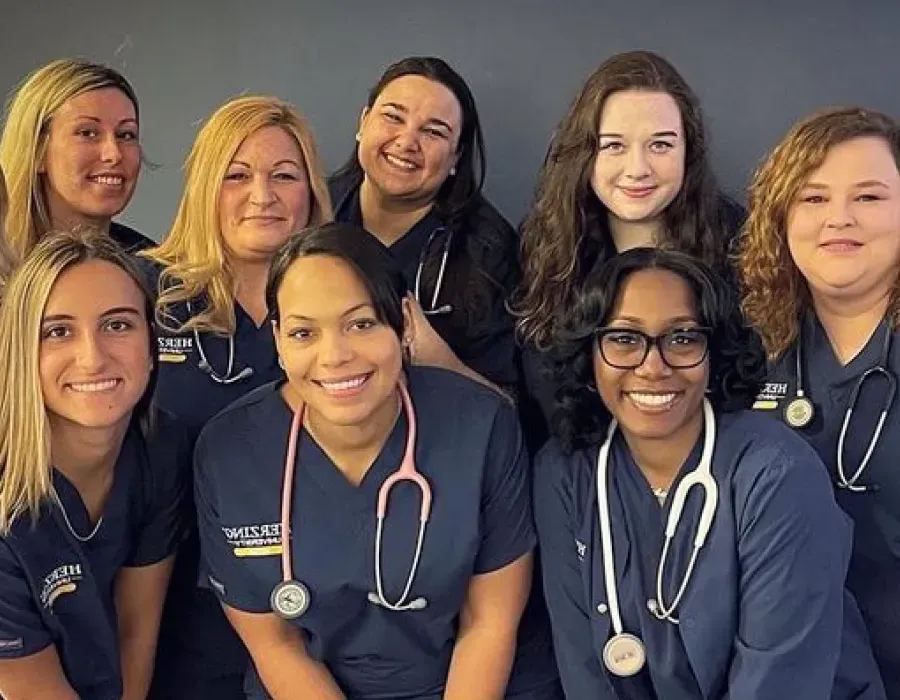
left=414, top=226, right=453, bottom=316
left=269, top=383, right=433, bottom=619
left=186, top=301, right=255, bottom=385
left=786, top=323, right=896, bottom=492
left=596, top=399, right=718, bottom=677
left=335, top=187, right=453, bottom=317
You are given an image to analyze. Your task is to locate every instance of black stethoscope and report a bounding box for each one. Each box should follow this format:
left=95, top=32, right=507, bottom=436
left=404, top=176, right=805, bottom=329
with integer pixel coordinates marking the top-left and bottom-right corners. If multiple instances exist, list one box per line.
left=185, top=301, right=255, bottom=385
left=269, top=383, right=433, bottom=619
left=787, top=322, right=896, bottom=492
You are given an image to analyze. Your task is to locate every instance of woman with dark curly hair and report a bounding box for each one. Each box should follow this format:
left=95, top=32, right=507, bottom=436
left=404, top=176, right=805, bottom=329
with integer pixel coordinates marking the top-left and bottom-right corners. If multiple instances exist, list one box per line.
left=513, top=51, right=744, bottom=448
left=534, top=248, right=884, bottom=699
left=739, top=106, right=900, bottom=695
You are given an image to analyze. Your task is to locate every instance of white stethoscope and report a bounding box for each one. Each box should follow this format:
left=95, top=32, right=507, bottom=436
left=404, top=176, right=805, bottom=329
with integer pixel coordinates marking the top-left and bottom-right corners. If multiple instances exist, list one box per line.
left=787, top=323, right=896, bottom=492
left=269, top=383, right=433, bottom=619
left=186, top=301, right=255, bottom=385
left=596, top=399, right=718, bottom=678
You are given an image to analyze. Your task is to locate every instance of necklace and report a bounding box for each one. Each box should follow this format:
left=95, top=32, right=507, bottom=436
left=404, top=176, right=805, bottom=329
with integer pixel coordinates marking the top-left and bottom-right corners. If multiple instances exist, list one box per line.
left=652, top=487, right=669, bottom=506
left=57, top=497, right=103, bottom=543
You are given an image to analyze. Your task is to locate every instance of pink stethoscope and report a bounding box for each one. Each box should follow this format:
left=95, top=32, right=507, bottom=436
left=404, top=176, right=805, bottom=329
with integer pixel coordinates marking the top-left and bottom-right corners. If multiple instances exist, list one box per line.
left=269, top=383, right=433, bottom=619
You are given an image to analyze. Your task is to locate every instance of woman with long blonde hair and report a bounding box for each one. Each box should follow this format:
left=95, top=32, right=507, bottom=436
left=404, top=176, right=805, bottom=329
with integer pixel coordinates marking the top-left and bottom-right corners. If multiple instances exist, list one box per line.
left=0, top=166, right=16, bottom=291
left=0, top=230, right=190, bottom=700
left=141, top=94, right=332, bottom=699
left=0, top=59, right=153, bottom=258
left=740, top=106, right=900, bottom=694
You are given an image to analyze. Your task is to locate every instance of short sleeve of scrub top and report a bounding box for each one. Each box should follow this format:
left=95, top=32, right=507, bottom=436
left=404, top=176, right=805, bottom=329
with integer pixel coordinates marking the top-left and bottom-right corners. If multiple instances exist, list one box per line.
left=194, top=424, right=273, bottom=614
left=474, top=398, right=535, bottom=574
left=0, top=540, right=52, bottom=659
left=125, top=411, right=193, bottom=568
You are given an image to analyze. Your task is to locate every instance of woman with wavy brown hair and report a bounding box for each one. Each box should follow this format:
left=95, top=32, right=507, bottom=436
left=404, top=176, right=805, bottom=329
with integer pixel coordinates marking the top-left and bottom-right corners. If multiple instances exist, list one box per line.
left=513, top=50, right=743, bottom=447
left=739, top=106, right=900, bottom=695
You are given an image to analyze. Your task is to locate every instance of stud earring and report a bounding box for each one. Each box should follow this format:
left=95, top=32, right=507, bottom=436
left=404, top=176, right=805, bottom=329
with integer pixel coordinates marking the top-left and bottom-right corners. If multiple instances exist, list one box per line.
left=449, top=167, right=456, bottom=176
left=278, top=357, right=285, bottom=370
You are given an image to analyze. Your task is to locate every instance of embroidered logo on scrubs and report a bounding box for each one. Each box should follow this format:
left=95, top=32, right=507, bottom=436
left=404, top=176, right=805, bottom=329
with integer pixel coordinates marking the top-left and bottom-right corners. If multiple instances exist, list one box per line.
left=39, top=563, right=83, bottom=609
left=752, top=381, right=788, bottom=411
left=222, top=522, right=283, bottom=557
left=0, top=638, right=23, bottom=651
left=157, top=335, right=194, bottom=363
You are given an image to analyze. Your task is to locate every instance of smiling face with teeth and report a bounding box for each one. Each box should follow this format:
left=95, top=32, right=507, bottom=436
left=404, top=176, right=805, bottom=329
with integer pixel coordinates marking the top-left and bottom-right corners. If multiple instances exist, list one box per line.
left=273, top=253, right=410, bottom=434
left=593, top=268, right=708, bottom=457
left=39, top=259, right=152, bottom=435
left=39, top=88, right=141, bottom=232
left=786, top=136, right=900, bottom=310
left=356, top=75, right=462, bottom=208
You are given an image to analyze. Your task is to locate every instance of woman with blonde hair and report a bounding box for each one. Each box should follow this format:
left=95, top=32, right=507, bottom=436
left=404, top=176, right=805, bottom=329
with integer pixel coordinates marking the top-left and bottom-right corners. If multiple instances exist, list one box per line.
left=0, top=166, right=16, bottom=291
left=0, top=230, right=190, bottom=699
left=740, top=106, right=900, bottom=694
left=0, top=59, right=153, bottom=258
left=142, top=94, right=332, bottom=699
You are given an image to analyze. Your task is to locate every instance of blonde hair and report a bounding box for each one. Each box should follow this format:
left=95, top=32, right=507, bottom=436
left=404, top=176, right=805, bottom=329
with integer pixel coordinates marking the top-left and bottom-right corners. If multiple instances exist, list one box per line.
left=0, top=229, right=153, bottom=534
left=142, top=95, right=333, bottom=336
left=738, top=107, right=900, bottom=360
left=0, top=59, right=140, bottom=261
left=0, top=166, right=16, bottom=292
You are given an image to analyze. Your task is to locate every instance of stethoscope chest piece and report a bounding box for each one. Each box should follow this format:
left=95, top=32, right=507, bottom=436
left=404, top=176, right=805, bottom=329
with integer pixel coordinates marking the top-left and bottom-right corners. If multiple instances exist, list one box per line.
left=783, top=396, right=815, bottom=429
left=270, top=579, right=311, bottom=619
left=603, top=632, right=646, bottom=677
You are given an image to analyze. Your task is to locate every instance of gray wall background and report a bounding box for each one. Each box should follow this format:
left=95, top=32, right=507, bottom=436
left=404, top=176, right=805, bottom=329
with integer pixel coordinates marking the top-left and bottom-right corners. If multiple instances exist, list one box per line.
left=2, top=0, right=899, bottom=241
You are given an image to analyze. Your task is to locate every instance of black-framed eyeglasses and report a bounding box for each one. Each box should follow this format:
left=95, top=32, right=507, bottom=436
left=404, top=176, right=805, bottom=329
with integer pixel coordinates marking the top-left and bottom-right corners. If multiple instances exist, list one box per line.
left=594, top=326, right=712, bottom=370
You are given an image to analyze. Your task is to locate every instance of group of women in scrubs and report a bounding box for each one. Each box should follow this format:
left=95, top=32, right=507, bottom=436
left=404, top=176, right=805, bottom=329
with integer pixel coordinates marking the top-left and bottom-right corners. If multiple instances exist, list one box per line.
left=0, top=41, right=896, bottom=700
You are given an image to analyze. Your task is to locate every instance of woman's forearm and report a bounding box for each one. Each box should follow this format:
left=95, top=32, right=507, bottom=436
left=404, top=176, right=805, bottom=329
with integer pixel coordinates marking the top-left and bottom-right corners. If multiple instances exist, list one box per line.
left=442, top=624, right=518, bottom=700
left=252, top=640, right=346, bottom=700
left=119, top=628, right=157, bottom=700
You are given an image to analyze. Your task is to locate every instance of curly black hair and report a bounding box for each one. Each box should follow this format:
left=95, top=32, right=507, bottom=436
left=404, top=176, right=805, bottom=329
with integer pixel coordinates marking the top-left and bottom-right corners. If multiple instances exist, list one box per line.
left=549, top=247, right=765, bottom=452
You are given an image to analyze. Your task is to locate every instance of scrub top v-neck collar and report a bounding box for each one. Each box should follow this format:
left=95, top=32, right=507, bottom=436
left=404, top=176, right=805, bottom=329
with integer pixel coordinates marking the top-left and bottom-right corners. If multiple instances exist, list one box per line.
left=801, top=312, right=890, bottom=390
left=273, top=390, right=410, bottom=514
left=343, top=186, right=443, bottom=267
left=50, top=427, right=138, bottom=546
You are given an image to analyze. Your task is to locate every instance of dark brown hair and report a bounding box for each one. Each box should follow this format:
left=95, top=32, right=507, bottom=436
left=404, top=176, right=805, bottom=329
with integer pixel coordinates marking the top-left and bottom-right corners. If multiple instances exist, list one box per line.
left=515, top=50, right=734, bottom=349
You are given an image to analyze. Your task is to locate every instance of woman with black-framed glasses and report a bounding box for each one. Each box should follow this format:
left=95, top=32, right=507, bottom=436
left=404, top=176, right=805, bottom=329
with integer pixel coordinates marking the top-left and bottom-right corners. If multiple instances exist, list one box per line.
left=533, top=247, right=885, bottom=699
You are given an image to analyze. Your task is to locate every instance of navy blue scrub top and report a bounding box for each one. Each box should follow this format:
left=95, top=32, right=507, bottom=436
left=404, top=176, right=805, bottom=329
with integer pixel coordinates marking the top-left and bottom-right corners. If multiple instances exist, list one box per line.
left=754, top=314, right=900, bottom=695
left=329, top=173, right=522, bottom=393
left=0, top=411, right=190, bottom=700
left=195, top=366, right=558, bottom=699
left=149, top=289, right=285, bottom=696
left=109, top=221, right=155, bottom=253
left=534, top=409, right=885, bottom=700
left=153, top=297, right=283, bottom=436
